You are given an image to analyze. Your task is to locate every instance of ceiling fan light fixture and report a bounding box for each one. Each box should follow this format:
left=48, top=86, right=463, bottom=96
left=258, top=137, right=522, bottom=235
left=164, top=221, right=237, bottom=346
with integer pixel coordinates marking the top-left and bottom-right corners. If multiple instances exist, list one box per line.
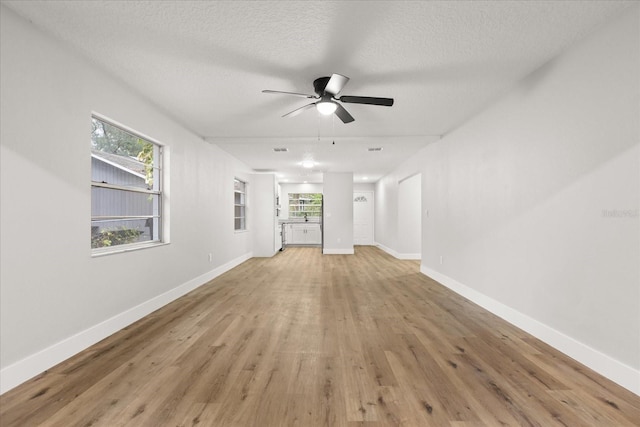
left=316, top=101, right=337, bottom=116
left=263, top=73, right=393, bottom=123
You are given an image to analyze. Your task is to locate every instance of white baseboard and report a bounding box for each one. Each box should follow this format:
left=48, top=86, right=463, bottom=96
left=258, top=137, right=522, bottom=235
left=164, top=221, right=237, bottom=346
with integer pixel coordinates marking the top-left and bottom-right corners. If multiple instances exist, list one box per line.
left=374, top=243, right=420, bottom=260
left=420, top=265, right=640, bottom=396
left=0, top=252, right=253, bottom=395
left=375, top=242, right=399, bottom=258
left=322, top=248, right=355, bottom=255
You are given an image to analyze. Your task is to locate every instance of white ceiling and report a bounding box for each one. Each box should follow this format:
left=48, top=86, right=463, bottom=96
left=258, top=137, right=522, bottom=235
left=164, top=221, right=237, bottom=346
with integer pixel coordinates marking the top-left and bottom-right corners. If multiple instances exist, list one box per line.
left=3, top=0, right=633, bottom=183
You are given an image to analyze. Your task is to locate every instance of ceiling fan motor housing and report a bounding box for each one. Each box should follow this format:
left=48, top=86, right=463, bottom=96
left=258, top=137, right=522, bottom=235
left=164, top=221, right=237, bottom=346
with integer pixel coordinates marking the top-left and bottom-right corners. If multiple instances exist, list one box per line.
left=313, top=77, right=331, bottom=96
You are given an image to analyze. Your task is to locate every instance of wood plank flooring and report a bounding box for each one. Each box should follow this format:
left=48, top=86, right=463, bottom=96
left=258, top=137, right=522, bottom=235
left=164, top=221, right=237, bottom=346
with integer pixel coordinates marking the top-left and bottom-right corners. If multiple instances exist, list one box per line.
left=1, top=246, right=639, bottom=426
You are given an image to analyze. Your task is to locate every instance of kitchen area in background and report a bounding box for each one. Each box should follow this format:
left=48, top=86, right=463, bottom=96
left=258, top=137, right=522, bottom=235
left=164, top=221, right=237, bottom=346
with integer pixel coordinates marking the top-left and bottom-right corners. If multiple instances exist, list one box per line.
left=278, top=183, right=323, bottom=249
left=254, top=177, right=375, bottom=257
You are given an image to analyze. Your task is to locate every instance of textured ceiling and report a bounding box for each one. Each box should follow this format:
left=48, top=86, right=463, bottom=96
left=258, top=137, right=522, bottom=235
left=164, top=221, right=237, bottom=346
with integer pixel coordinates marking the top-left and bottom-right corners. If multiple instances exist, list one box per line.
left=3, top=0, right=633, bottom=183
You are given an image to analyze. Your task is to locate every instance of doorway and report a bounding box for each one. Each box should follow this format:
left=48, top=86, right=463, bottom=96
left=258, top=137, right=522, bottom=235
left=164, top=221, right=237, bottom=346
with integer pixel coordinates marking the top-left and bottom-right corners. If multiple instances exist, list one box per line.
left=353, top=191, right=374, bottom=245
left=397, top=174, right=421, bottom=259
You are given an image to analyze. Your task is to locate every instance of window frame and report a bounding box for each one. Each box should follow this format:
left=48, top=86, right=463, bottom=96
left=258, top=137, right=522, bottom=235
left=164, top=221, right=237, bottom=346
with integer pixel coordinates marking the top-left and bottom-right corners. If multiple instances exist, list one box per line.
left=234, top=178, right=247, bottom=231
left=288, top=193, right=323, bottom=219
left=91, top=114, right=166, bottom=256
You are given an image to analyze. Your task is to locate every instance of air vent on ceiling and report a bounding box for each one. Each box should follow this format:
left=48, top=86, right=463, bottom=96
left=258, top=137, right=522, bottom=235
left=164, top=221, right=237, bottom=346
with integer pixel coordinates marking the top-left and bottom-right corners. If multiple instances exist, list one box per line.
left=273, top=147, right=289, bottom=152
left=368, top=147, right=383, bottom=152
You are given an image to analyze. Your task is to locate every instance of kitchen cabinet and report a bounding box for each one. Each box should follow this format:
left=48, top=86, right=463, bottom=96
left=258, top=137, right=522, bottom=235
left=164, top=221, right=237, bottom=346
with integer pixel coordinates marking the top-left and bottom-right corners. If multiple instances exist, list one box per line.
left=285, top=223, right=321, bottom=245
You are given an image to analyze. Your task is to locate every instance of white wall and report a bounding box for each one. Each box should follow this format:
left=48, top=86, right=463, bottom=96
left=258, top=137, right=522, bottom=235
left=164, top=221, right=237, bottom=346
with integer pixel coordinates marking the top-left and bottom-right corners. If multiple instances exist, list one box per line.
left=251, top=174, right=279, bottom=257
left=354, top=183, right=375, bottom=192
left=375, top=155, right=429, bottom=258
left=0, top=6, right=254, bottom=393
left=397, top=174, right=422, bottom=258
left=323, top=172, right=354, bottom=254
left=383, top=7, right=638, bottom=393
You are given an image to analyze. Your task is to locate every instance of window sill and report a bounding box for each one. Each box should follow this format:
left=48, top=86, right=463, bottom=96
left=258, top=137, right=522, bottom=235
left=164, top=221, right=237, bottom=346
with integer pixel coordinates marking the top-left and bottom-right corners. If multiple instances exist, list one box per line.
left=91, top=241, right=170, bottom=258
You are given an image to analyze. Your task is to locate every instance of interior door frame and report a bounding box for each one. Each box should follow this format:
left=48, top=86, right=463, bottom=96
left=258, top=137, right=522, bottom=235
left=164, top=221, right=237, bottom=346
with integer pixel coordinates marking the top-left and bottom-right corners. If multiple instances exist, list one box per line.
left=353, top=190, right=374, bottom=245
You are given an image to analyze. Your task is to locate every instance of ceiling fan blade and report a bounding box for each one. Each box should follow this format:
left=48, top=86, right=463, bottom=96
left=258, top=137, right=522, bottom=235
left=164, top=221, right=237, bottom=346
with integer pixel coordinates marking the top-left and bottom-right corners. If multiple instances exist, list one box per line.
left=324, top=74, right=349, bottom=96
left=282, top=102, right=316, bottom=118
left=334, top=103, right=354, bottom=124
left=263, top=90, right=317, bottom=99
left=339, top=95, right=394, bottom=107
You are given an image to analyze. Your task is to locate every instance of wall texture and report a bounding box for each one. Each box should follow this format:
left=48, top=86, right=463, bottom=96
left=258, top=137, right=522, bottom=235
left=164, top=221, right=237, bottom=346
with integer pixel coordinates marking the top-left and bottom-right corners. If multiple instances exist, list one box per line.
left=375, top=155, right=429, bottom=258
left=397, top=173, right=422, bottom=258
left=0, top=6, right=253, bottom=393
left=415, top=7, right=638, bottom=393
left=323, top=172, right=354, bottom=254
left=251, top=174, right=279, bottom=257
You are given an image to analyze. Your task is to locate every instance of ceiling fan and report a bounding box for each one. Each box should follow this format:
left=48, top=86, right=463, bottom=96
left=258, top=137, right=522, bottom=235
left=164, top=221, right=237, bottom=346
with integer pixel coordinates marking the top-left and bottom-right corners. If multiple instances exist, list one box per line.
left=262, top=73, right=394, bottom=124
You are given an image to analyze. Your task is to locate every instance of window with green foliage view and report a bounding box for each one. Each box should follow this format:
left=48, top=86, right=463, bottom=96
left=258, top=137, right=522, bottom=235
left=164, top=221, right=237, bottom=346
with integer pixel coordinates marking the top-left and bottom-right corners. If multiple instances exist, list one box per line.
left=234, top=178, right=247, bottom=231
left=91, top=116, right=163, bottom=251
left=289, top=193, right=322, bottom=218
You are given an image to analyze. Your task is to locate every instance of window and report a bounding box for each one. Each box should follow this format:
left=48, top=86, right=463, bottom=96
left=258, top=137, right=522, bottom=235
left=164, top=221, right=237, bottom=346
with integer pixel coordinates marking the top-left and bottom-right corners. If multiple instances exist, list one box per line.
left=289, top=193, right=322, bottom=219
left=91, top=116, right=163, bottom=252
left=234, top=178, right=246, bottom=231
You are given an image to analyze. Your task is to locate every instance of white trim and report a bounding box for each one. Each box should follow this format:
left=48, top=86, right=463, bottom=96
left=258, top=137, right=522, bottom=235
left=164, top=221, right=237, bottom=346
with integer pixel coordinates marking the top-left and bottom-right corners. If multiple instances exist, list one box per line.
left=91, top=241, right=169, bottom=257
left=374, top=242, right=419, bottom=260
left=420, top=265, right=640, bottom=396
left=375, top=242, right=399, bottom=258
left=0, top=252, right=253, bottom=395
left=91, top=112, right=165, bottom=148
left=322, top=248, right=355, bottom=255
left=398, top=171, right=421, bottom=184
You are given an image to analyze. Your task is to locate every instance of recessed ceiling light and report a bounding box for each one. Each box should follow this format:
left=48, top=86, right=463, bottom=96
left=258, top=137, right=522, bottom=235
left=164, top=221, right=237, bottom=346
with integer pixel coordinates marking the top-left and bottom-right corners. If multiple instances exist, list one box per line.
left=301, top=160, right=314, bottom=168
left=363, top=177, right=369, bottom=180
left=303, top=181, right=308, bottom=184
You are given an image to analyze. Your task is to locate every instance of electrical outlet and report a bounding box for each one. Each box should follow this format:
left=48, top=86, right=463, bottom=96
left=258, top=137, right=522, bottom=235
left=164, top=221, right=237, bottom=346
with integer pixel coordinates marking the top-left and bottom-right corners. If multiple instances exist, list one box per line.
left=439, top=255, right=443, bottom=265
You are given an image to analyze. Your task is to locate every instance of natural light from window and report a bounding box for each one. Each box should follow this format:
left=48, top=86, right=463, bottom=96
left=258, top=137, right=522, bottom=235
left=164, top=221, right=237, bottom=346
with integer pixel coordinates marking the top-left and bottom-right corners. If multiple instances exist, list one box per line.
left=91, top=116, right=163, bottom=252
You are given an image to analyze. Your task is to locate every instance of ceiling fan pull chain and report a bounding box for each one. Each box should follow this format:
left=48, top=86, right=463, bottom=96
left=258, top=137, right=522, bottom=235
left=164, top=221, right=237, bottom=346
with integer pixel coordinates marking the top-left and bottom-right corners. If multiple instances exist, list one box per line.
left=332, top=114, right=336, bottom=145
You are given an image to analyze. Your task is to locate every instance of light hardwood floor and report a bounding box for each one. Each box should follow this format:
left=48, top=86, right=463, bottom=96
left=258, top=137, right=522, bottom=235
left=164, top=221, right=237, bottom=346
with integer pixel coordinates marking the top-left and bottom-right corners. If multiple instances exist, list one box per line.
left=1, top=246, right=639, bottom=426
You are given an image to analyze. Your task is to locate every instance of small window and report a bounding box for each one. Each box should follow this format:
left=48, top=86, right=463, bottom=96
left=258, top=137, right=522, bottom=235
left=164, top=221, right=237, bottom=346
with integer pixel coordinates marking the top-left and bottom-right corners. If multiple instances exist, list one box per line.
left=91, top=116, right=163, bottom=252
left=289, top=193, right=322, bottom=219
left=234, top=178, right=246, bottom=231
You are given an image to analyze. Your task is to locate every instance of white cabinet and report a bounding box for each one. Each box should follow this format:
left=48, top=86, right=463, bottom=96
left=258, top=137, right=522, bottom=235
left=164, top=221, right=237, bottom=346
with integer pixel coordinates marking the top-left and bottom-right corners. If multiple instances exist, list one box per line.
left=286, top=223, right=321, bottom=245
left=304, top=225, right=321, bottom=244
left=291, top=226, right=306, bottom=243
